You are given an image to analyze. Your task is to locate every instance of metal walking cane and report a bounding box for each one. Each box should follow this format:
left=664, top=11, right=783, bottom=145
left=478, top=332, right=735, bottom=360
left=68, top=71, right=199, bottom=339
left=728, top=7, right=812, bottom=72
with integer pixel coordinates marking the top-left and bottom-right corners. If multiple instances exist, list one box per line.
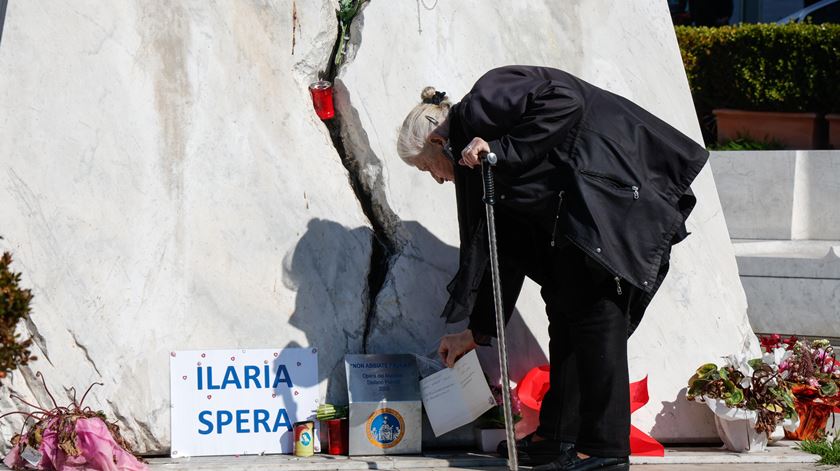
left=480, top=152, right=518, bottom=471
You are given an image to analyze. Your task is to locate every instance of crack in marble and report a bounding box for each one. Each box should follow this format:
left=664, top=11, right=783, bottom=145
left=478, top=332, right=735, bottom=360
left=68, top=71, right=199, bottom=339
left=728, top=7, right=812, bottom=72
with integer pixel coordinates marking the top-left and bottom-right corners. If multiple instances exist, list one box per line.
left=320, top=2, right=405, bottom=354
left=67, top=329, right=103, bottom=378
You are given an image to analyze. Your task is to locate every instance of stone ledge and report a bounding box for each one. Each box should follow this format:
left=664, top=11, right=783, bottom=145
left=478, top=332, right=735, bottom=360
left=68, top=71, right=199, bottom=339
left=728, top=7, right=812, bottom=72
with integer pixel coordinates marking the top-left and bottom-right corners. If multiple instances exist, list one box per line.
left=146, top=452, right=504, bottom=470
left=143, top=442, right=818, bottom=470
left=632, top=441, right=819, bottom=465
left=734, top=239, right=840, bottom=279
left=732, top=239, right=840, bottom=338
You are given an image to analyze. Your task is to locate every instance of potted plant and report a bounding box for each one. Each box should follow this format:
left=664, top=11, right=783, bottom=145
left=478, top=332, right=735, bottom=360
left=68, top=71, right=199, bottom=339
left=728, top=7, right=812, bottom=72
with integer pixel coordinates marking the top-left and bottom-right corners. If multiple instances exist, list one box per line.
left=316, top=403, right=349, bottom=455
left=827, top=114, right=840, bottom=149
left=474, top=382, right=522, bottom=453
left=687, top=349, right=799, bottom=452
left=760, top=335, right=840, bottom=441
left=676, top=23, right=840, bottom=148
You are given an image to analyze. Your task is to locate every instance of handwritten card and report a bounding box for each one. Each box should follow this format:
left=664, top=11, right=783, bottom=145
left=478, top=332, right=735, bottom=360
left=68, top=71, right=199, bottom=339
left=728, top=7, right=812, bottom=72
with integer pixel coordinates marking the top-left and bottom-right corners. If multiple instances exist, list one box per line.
left=419, top=350, right=496, bottom=436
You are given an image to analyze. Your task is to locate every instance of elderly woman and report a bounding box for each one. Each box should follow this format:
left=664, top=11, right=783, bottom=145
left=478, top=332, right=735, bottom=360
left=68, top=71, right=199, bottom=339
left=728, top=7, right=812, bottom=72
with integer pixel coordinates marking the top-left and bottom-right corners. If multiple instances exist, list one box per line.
left=396, top=65, right=707, bottom=471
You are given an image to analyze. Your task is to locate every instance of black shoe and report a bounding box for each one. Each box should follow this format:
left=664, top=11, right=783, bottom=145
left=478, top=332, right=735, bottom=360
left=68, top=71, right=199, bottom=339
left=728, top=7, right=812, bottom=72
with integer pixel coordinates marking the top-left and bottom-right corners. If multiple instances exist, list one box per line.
left=532, top=454, right=629, bottom=471
left=496, top=433, right=575, bottom=466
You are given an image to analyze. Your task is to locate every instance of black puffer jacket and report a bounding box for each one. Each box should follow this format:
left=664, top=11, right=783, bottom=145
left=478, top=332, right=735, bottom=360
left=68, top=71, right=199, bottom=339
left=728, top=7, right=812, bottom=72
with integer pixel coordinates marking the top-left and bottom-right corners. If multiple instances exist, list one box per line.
left=440, top=65, right=709, bottom=336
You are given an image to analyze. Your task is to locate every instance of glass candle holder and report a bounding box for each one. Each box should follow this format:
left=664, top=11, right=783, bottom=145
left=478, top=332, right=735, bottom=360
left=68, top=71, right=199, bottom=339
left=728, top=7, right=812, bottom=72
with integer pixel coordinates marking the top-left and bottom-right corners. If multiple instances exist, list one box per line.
left=309, top=80, right=335, bottom=120
left=325, top=418, right=349, bottom=455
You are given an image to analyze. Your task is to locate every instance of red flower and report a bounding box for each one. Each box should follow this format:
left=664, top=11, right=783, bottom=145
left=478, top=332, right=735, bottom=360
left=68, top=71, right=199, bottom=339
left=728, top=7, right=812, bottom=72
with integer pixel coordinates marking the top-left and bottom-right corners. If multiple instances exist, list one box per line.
left=783, top=336, right=799, bottom=350
left=760, top=334, right=782, bottom=352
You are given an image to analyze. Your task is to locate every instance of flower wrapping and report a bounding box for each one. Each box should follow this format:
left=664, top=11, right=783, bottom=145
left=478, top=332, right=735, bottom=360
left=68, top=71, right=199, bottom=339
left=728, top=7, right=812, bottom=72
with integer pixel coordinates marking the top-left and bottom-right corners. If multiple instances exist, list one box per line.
left=4, top=417, right=148, bottom=471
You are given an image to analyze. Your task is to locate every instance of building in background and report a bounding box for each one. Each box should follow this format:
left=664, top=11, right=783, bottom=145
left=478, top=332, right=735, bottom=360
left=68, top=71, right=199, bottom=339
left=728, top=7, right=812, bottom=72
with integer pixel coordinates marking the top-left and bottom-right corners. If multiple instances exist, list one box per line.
left=671, top=0, right=816, bottom=24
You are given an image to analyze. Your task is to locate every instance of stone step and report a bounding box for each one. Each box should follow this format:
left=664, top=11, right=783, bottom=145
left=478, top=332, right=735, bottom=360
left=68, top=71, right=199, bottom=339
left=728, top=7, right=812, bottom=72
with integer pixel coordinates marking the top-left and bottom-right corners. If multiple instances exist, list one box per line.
left=145, top=442, right=819, bottom=470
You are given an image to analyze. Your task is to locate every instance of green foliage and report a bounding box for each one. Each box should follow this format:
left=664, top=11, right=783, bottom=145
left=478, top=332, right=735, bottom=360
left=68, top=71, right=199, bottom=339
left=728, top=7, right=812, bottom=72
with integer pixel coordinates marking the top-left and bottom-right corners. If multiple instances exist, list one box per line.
left=821, top=379, right=838, bottom=397
left=0, top=251, right=35, bottom=382
left=334, top=0, right=367, bottom=68
left=676, top=23, right=840, bottom=114
left=708, top=134, right=787, bottom=150
left=799, top=438, right=840, bottom=465
left=687, top=363, right=748, bottom=408
left=316, top=403, right=348, bottom=421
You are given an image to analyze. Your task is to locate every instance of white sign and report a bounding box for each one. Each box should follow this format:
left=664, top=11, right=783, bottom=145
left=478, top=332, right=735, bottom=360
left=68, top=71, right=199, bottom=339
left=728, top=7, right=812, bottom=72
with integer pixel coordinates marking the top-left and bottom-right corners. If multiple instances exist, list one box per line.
left=420, top=350, right=495, bottom=437
left=170, top=347, right=319, bottom=457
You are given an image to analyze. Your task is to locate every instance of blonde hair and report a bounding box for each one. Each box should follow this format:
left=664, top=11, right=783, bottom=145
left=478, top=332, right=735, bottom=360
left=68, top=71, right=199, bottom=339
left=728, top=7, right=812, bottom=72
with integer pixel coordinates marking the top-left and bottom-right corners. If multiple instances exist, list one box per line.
left=397, top=86, right=451, bottom=163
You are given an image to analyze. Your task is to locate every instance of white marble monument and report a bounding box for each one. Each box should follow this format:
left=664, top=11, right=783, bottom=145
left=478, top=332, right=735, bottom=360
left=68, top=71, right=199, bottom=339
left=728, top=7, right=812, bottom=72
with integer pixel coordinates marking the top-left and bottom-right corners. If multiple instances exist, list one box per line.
left=1, top=0, right=756, bottom=454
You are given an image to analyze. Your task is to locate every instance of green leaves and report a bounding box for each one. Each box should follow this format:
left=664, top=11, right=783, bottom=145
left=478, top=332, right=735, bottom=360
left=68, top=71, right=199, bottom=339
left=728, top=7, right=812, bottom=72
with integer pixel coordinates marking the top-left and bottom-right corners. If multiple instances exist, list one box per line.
left=687, top=354, right=801, bottom=436
left=799, top=437, right=840, bottom=466
left=722, top=379, right=744, bottom=407
left=338, top=0, right=363, bottom=24
left=676, top=23, right=840, bottom=114
left=687, top=363, right=721, bottom=397
left=696, top=363, right=718, bottom=377
left=764, top=403, right=783, bottom=413
left=334, top=0, right=367, bottom=68
left=0, top=251, right=35, bottom=382
left=820, top=380, right=838, bottom=398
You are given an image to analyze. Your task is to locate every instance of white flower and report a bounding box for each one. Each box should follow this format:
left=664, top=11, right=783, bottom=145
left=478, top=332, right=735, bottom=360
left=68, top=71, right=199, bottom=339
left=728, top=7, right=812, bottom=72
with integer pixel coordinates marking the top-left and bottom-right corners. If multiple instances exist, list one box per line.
left=762, top=347, right=792, bottom=370
left=725, top=352, right=754, bottom=388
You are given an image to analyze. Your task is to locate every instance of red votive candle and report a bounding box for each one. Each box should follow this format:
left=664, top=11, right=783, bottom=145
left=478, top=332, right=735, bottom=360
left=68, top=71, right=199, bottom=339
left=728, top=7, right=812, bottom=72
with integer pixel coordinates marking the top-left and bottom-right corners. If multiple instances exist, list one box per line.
left=309, top=80, right=335, bottom=120
left=326, top=418, right=349, bottom=455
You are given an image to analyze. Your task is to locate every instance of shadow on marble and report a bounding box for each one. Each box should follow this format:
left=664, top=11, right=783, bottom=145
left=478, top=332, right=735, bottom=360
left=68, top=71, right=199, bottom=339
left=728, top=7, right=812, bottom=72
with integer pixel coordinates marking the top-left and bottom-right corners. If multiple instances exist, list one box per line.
left=282, top=218, right=375, bottom=408
left=650, top=387, right=718, bottom=444
left=0, top=0, right=7, bottom=46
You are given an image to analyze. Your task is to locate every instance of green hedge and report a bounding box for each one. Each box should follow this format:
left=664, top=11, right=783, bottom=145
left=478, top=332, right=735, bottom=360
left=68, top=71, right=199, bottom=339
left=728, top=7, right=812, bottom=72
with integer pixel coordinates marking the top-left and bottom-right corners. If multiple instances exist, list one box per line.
left=676, top=23, right=840, bottom=115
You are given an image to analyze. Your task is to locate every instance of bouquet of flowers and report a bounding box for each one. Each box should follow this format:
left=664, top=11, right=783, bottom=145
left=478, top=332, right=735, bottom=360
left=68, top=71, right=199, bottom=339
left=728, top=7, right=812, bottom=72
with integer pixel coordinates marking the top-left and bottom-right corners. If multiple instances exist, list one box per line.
left=760, top=335, right=840, bottom=440
left=1, top=373, right=147, bottom=471
left=687, top=349, right=798, bottom=439
left=761, top=335, right=840, bottom=397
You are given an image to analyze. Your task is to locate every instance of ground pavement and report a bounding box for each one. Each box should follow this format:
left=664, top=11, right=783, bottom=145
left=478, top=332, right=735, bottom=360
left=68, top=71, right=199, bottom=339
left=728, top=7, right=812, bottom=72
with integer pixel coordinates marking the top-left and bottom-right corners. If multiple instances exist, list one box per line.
left=142, top=442, right=838, bottom=470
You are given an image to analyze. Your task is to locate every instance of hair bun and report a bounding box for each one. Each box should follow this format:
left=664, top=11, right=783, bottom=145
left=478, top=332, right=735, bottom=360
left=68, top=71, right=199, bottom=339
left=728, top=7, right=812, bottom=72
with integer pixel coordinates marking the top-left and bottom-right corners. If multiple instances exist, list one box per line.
left=421, top=86, right=447, bottom=105
left=421, top=86, right=438, bottom=103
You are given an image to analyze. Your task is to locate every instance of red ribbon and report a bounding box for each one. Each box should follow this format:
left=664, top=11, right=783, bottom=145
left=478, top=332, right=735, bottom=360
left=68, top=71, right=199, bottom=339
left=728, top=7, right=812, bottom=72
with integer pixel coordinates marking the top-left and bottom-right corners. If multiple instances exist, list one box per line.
left=517, top=365, right=551, bottom=410
left=517, top=366, right=664, bottom=457
left=629, top=376, right=665, bottom=457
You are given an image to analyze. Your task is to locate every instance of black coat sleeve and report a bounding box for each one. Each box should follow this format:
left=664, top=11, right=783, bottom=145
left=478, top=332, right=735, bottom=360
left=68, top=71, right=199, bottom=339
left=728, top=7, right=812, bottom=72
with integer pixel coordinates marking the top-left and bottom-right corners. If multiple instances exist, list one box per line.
left=467, top=263, right=525, bottom=344
left=457, top=66, right=583, bottom=176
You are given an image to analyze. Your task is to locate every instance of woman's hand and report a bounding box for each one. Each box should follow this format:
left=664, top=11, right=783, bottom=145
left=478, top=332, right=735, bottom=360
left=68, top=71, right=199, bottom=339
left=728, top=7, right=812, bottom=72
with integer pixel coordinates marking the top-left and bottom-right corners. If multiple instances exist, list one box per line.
left=459, top=137, right=491, bottom=169
left=438, top=329, right=478, bottom=368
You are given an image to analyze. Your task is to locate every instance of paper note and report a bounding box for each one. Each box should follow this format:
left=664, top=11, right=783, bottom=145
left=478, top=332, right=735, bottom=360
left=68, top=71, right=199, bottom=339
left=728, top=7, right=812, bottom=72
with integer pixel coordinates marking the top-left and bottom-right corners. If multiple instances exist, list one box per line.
left=420, top=350, right=496, bottom=437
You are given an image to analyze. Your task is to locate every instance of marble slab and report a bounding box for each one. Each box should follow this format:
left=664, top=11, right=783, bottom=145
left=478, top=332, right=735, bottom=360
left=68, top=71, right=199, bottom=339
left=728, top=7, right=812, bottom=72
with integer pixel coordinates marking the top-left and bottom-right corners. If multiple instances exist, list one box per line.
left=711, top=150, right=840, bottom=240
left=0, top=0, right=371, bottom=455
left=734, top=240, right=840, bottom=338
left=337, top=0, right=756, bottom=442
left=0, top=0, right=763, bottom=455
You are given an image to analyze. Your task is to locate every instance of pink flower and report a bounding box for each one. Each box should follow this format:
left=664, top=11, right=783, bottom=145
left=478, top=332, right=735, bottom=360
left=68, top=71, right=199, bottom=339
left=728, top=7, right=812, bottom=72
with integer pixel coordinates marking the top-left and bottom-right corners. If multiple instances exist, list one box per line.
left=808, top=378, right=820, bottom=388
left=815, top=349, right=827, bottom=362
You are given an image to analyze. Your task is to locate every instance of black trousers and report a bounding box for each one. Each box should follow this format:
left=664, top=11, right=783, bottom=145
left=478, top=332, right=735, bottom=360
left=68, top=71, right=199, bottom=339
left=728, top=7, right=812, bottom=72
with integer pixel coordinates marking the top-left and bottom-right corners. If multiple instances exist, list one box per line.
left=488, top=206, right=634, bottom=457
left=496, top=208, right=633, bottom=458
left=532, top=243, right=632, bottom=457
